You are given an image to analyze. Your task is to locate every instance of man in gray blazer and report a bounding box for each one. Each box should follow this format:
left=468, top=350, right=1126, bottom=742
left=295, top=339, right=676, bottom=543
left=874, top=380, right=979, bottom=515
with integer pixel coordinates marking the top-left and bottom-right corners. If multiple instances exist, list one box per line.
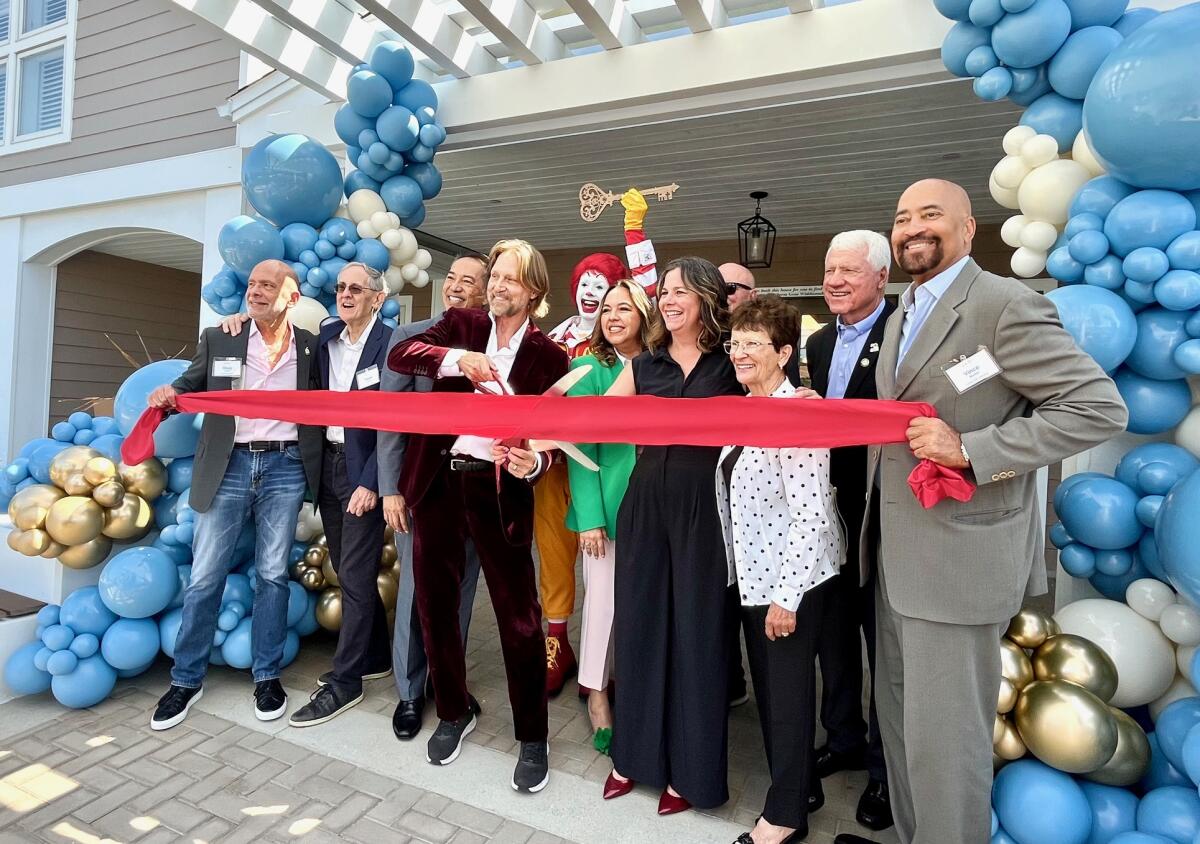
left=835, top=180, right=1127, bottom=844
left=380, top=254, right=487, bottom=740
left=147, top=259, right=323, bottom=731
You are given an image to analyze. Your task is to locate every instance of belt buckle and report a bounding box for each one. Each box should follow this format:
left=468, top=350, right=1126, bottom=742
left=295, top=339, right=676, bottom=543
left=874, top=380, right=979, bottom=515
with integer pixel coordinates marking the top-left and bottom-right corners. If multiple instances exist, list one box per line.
left=249, top=441, right=267, bottom=453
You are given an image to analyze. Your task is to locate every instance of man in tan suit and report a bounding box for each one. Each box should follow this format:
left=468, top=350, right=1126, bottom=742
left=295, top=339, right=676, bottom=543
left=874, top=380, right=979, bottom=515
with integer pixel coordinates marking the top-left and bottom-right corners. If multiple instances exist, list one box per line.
left=834, top=180, right=1127, bottom=844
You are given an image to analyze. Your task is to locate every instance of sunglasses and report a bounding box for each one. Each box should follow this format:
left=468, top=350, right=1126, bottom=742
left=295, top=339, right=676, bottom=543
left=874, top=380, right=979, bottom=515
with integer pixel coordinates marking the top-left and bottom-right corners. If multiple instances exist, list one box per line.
left=334, top=283, right=380, bottom=296
left=725, top=282, right=753, bottom=295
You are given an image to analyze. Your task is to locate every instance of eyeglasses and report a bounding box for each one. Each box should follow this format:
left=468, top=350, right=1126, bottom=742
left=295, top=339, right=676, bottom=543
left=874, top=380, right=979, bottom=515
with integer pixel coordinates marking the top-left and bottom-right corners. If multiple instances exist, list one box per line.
left=335, top=283, right=379, bottom=296
left=724, top=339, right=772, bottom=355
left=725, top=282, right=753, bottom=295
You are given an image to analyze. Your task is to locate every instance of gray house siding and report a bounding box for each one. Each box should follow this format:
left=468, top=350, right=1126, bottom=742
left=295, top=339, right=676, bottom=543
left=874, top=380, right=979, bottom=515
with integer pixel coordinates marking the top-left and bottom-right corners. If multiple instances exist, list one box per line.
left=0, top=0, right=240, bottom=188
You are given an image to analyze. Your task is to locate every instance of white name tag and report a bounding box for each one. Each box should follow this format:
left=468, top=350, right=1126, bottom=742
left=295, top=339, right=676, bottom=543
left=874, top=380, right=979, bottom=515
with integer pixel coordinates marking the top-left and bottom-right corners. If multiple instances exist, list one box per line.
left=944, top=347, right=1001, bottom=394
left=212, top=357, right=242, bottom=379
left=355, top=365, right=380, bottom=389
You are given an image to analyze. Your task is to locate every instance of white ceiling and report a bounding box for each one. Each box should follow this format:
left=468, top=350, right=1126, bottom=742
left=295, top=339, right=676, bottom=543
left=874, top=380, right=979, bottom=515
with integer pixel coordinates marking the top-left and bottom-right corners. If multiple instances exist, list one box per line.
left=90, top=233, right=205, bottom=274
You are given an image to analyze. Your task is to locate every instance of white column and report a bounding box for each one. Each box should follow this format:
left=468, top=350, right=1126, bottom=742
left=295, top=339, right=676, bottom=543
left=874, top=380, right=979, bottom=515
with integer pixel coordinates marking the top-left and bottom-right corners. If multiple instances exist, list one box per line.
left=199, top=184, right=247, bottom=331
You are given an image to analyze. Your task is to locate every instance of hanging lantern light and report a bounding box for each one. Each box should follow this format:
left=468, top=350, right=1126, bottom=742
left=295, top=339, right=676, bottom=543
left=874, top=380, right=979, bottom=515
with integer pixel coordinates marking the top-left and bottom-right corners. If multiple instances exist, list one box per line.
left=737, top=191, right=776, bottom=269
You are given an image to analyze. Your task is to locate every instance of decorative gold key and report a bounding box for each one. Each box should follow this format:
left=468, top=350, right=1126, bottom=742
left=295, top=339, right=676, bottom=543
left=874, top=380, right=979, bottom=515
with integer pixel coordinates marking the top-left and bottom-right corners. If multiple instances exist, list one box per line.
left=578, top=182, right=680, bottom=222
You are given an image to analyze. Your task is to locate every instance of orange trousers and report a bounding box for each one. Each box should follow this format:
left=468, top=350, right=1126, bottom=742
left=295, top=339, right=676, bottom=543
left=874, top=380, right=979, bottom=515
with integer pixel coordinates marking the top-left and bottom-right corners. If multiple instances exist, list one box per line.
left=534, top=460, right=580, bottom=620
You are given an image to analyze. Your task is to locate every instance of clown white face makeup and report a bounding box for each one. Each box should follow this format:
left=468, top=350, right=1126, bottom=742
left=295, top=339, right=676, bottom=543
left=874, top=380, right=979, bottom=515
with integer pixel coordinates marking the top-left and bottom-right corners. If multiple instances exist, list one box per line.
left=575, top=270, right=612, bottom=329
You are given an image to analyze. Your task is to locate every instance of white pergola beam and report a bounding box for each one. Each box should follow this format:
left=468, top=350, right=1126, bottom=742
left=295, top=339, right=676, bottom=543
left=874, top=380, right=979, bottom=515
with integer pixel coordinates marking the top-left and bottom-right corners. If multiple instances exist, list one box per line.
left=673, top=0, right=727, bottom=32
left=562, top=0, right=644, bottom=49
left=252, top=0, right=384, bottom=65
left=788, top=0, right=815, bottom=11
left=172, top=0, right=351, bottom=99
left=456, top=0, right=568, bottom=65
left=357, top=0, right=504, bottom=78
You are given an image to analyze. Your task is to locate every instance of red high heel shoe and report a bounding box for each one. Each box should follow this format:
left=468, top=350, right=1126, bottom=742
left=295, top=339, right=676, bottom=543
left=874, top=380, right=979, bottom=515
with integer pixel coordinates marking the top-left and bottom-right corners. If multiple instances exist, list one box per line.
left=603, top=771, right=634, bottom=800
left=657, top=789, right=691, bottom=815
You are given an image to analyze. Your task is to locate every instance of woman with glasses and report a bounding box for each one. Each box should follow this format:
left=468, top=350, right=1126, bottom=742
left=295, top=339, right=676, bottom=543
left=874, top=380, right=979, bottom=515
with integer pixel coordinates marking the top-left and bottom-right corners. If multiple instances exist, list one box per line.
left=602, top=256, right=743, bottom=814
left=717, top=296, right=843, bottom=844
left=564, top=279, right=657, bottom=755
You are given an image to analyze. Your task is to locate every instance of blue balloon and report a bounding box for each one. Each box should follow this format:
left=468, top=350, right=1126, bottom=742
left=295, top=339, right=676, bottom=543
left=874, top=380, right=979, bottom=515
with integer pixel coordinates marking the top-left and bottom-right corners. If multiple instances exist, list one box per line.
left=46, top=652, right=79, bottom=680
left=1173, top=340, right=1200, bottom=374
left=1157, top=698, right=1200, bottom=773
left=347, top=69, right=394, bottom=119
left=158, top=608, right=183, bottom=658
left=281, top=628, right=301, bottom=668
left=313, top=239, right=335, bottom=261
left=211, top=272, right=238, bottom=299
left=1114, top=369, right=1192, bottom=434
left=401, top=205, right=426, bottom=229
left=1127, top=308, right=1192, bottom=380
left=1181, top=722, right=1200, bottom=785
left=59, top=587, right=117, bottom=638
left=1166, top=232, right=1200, bottom=272
left=100, top=618, right=160, bottom=670
left=286, top=581, right=308, bottom=628
left=295, top=591, right=321, bottom=636
left=1051, top=522, right=1074, bottom=548
left=1062, top=542, right=1098, bottom=576
left=19, top=437, right=56, bottom=460
left=418, top=122, right=446, bottom=148
left=220, top=617, right=253, bottom=669
left=1113, top=7, right=1157, bottom=36
left=1108, top=834, right=1173, bottom=844
left=217, top=215, right=285, bottom=278
left=1073, top=176, right=1137, bottom=218
left=280, top=223, right=319, bottom=261
left=1095, top=547, right=1133, bottom=575
left=1137, top=786, right=1200, bottom=843
left=1086, top=254, right=1127, bottom=289
left=403, top=162, right=443, bottom=200
left=1116, top=444, right=1199, bottom=493
left=343, top=169, right=381, bottom=197
left=1125, top=248, right=1171, bottom=283
left=380, top=298, right=400, bottom=319
left=1104, top=191, right=1197, bottom=258
left=369, top=41, right=415, bottom=89
left=51, top=654, right=117, bottom=709
left=41, top=624, right=74, bottom=652
left=1059, top=476, right=1143, bottom=549
left=89, top=432, right=124, bottom=463
left=72, top=429, right=95, bottom=446
left=1081, top=781, right=1138, bottom=844
left=1010, top=66, right=1055, bottom=105
left=974, top=66, right=1014, bottom=100
left=114, top=360, right=201, bottom=458
left=1156, top=270, right=1200, bottom=312
left=1159, top=472, right=1200, bottom=606
left=1047, top=284, right=1137, bottom=371
left=27, top=441, right=68, bottom=483
left=406, top=142, right=435, bottom=164
left=993, top=0, right=1073, bottom=67
left=115, top=661, right=154, bottom=679
left=166, top=457, right=193, bottom=495
left=970, top=0, right=1005, bottom=26
left=1144, top=731, right=1194, bottom=791
left=1049, top=247, right=1087, bottom=283
left=392, top=79, right=437, bottom=113
left=243, top=134, right=344, bottom=227
left=993, top=759, right=1092, bottom=844
left=3, top=641, right=52, bottom=695
left=1064, top=0, right=1128, bottom=29
left=333, top=104, right=375, bottom=148
left=299, top=249, right=320, bottom=269
left=1021, top=92, right=1085, bottom=152
left=1125, top=280, right=1158, bottom=305
left=222, top=573, right=254, bottom=611
left=380, top=174, right=424, bottom=217
left=321, top=217, right=359, bottom=247
left=1070, top=229, right=1112, bottom=264
left=69, top=632, right=99, bottom=659
left=91, top=416, right=118, bottom=436
left=354, top=238, right=391, bottom=272
left=51, top=421, right=76, bottom=442
left=376, top=105, right=419, bottom=153
left=216, top=608, right=239, bottom=632
left=98, top=546, right=179, bottom=619
left=935, top=0, right=973, bottom=19
left=33, top=647, right=52, bottom=672
left=306, top=266, right=328, bottom=289
left=67, top=411, right=92, bottom=430
left=367, top=141, right=391, bottom=166
left=1049, top=26, right=1123, bottom=100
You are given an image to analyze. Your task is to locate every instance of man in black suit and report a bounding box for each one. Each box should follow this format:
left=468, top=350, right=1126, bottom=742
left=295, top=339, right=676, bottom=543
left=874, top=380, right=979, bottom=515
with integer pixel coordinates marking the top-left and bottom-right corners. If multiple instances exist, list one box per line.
left=805, top=230, right=895, bottom=832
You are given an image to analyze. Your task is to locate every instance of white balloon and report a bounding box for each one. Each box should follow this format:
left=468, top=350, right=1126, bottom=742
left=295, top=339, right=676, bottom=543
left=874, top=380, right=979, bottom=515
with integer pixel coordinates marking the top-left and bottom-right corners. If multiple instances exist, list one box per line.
left=1162, top=604, right=1200, bottom=646
left=1178, top=644, right=1197, bottom=681
left=1127, top=578, right=1178, bottom=622
left=990, top=174, right=1020, bottom=211
left=303, top=503, right=323, bottom=536
left=1019, top=134, right=1060, bottom=169
left=294, top=502, right=317, bottom=542
left=289, top=296, right=329, bottom=335
left=1072, top=131, right=1106, bottom=178
left=401, top=262, right=420, bottom=282
left=1175, top=405, right=1200, bottom=458
left=384, top=266, right=406, bottom=294
left=388, top=229, right=419, bottom=264
left=1010, top=247, right=1047, bottom=278
left=386, top=213, right=401, bottom=230
left=414, top=270, right=430, bottom=288
left=347, top=189, right=387, bottom=224
left=357, top=220, right=379, bottom=240
left=370, top=211, right=392, bottom=233
left=414, top=249, right=432, bottom=270
left=1055, top=597, right=1176, bottom=707
left=1149, top=673, right=1198, bottom=721
left=993, top=155, right=1032, bottom=191
left=1001, top=215, right=1029, bottom=248
left=380, top=228, right=404, bottom=250
left=1017, top=159, right=1092, bottom=226
left=1002, top=125, right=1038, bottom=157
left=1020, top=221, right=1060, bottom=252
left=333, top=205, right=352, bottom=220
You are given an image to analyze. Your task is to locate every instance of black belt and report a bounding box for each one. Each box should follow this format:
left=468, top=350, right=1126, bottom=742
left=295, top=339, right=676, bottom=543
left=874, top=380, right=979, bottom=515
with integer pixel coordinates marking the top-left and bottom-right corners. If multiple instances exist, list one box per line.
left=449, top=457, right=492, bottom=473
left=324, top=441, right=346, bottom=453
left=234, top=440, right=297, bottom=452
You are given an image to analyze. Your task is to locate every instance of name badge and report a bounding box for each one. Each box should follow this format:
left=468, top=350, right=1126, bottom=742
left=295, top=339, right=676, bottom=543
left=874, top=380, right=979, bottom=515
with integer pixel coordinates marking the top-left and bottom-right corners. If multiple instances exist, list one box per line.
left=212, top=357, right=242, bottom=379
left=355, top=365, right=380, bottom=389
left=943, top=347, right=1001, bottom=394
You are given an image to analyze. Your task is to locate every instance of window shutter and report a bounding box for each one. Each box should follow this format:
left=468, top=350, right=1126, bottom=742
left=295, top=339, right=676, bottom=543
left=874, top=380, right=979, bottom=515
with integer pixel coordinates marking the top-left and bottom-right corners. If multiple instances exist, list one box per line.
left=22, top=0, right=66, bottom=33
left=0, top=0, right=10, bottom=42
left=17, top=46, right=63, bottom=135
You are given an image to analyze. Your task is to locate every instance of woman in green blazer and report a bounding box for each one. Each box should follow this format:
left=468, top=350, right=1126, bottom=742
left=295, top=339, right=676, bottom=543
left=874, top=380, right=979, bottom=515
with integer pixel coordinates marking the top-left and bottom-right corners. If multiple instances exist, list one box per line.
left=565, top=279, right=657, bottom=754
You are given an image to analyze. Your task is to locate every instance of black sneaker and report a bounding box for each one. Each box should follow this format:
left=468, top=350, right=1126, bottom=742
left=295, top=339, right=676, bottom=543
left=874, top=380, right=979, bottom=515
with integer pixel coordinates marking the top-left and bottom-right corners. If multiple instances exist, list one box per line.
left=289, top=683, right=363, bottom=728
left=254, top=679, right=288, bottom=721
left=426, top=712, right=476, bottom=765
left=512, top=741, right=549, bottom=793
left=317, top=666, right=393, bottom=687
left=150, top=685, right=202, bottom=731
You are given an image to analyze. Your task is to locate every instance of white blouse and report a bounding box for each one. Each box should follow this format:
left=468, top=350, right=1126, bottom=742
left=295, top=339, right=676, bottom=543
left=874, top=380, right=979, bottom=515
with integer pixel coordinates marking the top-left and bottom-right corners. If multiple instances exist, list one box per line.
left=715, top=380, right=844, bottom=611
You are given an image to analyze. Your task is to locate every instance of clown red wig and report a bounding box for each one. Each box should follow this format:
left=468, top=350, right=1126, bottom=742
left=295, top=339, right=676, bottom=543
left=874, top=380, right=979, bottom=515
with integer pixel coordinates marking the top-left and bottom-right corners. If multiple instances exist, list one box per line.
left=570, top=253, right=628, bottom=301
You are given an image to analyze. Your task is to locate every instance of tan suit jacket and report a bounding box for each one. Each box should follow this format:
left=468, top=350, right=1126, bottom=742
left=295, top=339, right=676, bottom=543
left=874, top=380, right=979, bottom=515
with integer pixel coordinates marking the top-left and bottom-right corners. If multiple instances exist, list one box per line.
left=860, top=259, right=1127, bottom=625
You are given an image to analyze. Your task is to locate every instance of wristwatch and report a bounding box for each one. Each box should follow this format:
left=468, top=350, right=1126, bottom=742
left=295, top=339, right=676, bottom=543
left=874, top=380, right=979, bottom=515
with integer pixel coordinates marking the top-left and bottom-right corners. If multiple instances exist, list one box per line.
left=959, top=440, right=971, bottom=466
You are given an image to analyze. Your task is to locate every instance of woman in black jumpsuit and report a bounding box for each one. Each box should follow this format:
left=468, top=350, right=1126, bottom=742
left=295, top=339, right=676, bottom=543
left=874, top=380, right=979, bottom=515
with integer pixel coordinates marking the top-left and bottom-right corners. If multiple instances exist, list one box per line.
left=604, top=256, right=742, bottom=811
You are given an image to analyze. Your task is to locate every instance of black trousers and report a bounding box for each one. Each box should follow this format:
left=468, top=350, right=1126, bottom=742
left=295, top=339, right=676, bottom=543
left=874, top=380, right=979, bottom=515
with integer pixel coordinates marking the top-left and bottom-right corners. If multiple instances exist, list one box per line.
left=742, top=578, right=832, bottom=831
left=318, top=448, right=390, bottom=694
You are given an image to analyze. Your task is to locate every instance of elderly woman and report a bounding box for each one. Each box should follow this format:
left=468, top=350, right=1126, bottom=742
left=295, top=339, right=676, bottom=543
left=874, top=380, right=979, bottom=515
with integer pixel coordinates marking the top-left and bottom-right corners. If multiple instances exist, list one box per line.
left=716, top=296, right=844, bottom=844
left=603, top=256, right=742, bottom=814
left=564, top=279, right=657, bottom=754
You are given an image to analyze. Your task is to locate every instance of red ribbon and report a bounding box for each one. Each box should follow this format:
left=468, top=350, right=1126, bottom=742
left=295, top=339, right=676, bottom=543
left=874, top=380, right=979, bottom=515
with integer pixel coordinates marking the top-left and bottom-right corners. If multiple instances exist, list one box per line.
left=122, top=391, right=974, bottom=507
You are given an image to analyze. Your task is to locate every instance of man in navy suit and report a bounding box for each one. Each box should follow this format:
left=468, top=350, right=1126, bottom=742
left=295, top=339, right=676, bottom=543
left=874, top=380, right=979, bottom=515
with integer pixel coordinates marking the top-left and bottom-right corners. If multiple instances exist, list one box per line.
left=290, top=262, right=395, bottom=726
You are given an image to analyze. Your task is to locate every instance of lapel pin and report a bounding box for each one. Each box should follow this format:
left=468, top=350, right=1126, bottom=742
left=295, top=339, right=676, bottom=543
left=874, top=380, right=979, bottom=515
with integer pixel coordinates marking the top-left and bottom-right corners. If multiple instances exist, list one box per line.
left=869, top=343, right=879, bottom=353
left=860, top=358, right=870, bottom=368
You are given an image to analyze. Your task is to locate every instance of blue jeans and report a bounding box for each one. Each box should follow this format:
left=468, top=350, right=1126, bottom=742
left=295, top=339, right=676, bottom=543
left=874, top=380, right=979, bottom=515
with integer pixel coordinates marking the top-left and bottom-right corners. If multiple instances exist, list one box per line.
left=171, top=446, right=307, bottom=687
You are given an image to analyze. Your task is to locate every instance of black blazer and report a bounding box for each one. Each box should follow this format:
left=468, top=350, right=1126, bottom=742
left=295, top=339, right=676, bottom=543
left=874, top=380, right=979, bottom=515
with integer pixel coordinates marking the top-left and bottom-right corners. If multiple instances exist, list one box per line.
left=805, top=299, right=896, bottom=571
left=318, top=317, right=391, bottom=493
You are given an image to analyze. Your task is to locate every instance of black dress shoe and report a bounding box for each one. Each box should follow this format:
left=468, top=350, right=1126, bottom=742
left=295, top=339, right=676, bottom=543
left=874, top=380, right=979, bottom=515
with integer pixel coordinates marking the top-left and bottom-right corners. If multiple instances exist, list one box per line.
left=808, top=788, right=825, bottom=814
left=815, top=743, right=867, bottom=778
left=855, top=779, right=893, bottom=831
left=291, top=684, right=363, bottom=727
left=834, top=835, right=875, bottom=844
left=392, top=697, right=425, bottom=740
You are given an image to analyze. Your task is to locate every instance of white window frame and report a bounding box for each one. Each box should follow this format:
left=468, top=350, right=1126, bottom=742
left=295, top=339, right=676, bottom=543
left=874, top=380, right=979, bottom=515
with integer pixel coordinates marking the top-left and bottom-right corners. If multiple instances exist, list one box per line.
left=0, top=0, right=75, bottom=156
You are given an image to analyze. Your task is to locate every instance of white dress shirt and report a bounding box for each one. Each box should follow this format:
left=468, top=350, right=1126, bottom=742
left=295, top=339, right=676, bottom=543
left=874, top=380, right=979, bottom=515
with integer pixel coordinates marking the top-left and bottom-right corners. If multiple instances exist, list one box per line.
left=234, top=320, right=299, bottom=443
left=715, top=380, right=843, bottom=611
left=326, top=315, right=377, bottom=444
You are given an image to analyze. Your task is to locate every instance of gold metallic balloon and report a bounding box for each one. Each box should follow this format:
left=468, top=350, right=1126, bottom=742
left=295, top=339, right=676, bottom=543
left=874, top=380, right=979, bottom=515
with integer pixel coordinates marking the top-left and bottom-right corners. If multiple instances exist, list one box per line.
left=1000, top=639, right=1035, bottom=691
left=1014, top=679, right=1119, bottom=773
left=8, top=484, right=65, bottom=530
left=1032, top=633, right=1120, bottom=702
left=289, top=561, right=308, bottom=581
left=300, top=568, right=325, bottom=591
left=391, top=560, right=402, bottom=582
left=48, top=446, right=101, bottom=492
left=92, top=480, right=126, bottom=509
left=380, top=542, right=397, bottom=567
left=376, top=572, right=398, bottom=609
left=83, top=456, right=119, bottom=486
left=384, top=525, right=395, bottom=543
left=315, top=534, right=328, bottom=548
left=994, top=713, right=1006, bottom=744
left=304, top=546, right=327, bottom=567
left=45, top=496, right=105, bottom=545
left=40, top=540, right=67, bottom=559
left=102, top=493, right=152, bottom=540
left=1083, top=706, right=1151, bottom=787
left=998, top=678, right=1018, bottom=714
left=57, top=535, right=113, bottom=569
left=315, top=588, right=343, bottom=631
left=322, top=557, right=340, bottom=589
left=7, top=528, right=53, bottom=556
left=994, top=716, right=1027, bottom=761
left=118, top=458, right=167, bottom=500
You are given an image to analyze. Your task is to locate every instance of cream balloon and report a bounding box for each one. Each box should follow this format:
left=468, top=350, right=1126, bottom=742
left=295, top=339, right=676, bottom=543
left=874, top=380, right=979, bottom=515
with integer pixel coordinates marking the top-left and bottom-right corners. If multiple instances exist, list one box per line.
left=414, top=270, right=430, bottom=288
left=385, top=212, right=400, bottom=230
left=1160, top=604, right=1200, bottom=646
left=1149, top=674, right=1199, bottom=721
left=389, top=229, right=418, bottom=263
left=990, top=174, right=1021, bottom=211
left=333, top=205, right=352, bottom=220
left=414, top=249, right=432, bottom=270
left=1175, top=405, right=1200, bottom=458
left=1176, top=643, right=1196, bottom=682
left=1019, top=134, right=1060, bottom=169
left=1072, top=131, right=1106, bottom=177
left=302, top=505, right=323, bottom=537
left=380, top=228, right=405, bottom=250
left=1011, top=247, right=1048, bottom=278
left=401, top=263, right=420, bottom=282
left=347, top=189, right=386, bottom=223
left=1020, top=221, right=1060, bottom=252
left=370, top=211, right=392, bottom=233
left=294, top=502, right=318, bottom=542
left=1126, top=578, right=1177, bottom=623
left=384, top=266, right=406, bottom=293
left=1003, top=124, right=1038, bottom=156
left=1017, top=159, right=1092, bottom=226
left=1001, top=215, right=1029, bottom=249
left=356, top=220, right=379, bottom=240
left=994, top=155, right=1032, bottom=191
left=1055, top=598, right=1176, bottom=707
left=289, top=296, right=330, bottom=334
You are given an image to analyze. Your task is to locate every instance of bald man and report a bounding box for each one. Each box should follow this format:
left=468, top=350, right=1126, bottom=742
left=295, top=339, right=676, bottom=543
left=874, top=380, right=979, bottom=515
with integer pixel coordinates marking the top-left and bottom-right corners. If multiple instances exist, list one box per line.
left=147, top=259, right=324, bottom=731
left=718, top=262, right=757, bottom=309
left=835, top=181, right=1127, bottom=844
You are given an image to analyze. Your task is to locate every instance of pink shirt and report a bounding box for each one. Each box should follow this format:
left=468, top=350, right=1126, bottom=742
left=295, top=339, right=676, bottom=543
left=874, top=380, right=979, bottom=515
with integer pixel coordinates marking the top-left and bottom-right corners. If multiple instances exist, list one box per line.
left=234, top=320, right=300, bottom=443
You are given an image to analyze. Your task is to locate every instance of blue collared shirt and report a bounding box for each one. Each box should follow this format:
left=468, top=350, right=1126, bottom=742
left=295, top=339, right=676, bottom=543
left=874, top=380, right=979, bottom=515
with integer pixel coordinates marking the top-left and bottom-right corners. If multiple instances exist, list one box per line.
left=896, top=255, right=970, bottom=373
left=826, top=299, right=887, bottom=399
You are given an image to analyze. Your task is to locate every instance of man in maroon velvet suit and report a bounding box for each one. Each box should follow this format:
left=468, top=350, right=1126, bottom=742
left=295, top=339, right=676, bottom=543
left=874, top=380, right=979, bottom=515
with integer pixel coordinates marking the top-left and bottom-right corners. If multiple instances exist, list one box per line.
left=387, top=238, right=568, bottom=793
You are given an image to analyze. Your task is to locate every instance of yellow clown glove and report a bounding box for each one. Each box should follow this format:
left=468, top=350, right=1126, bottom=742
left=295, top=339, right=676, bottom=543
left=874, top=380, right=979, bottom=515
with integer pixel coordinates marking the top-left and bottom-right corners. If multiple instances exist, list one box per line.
left=622, top=188, right=648, bottom=232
